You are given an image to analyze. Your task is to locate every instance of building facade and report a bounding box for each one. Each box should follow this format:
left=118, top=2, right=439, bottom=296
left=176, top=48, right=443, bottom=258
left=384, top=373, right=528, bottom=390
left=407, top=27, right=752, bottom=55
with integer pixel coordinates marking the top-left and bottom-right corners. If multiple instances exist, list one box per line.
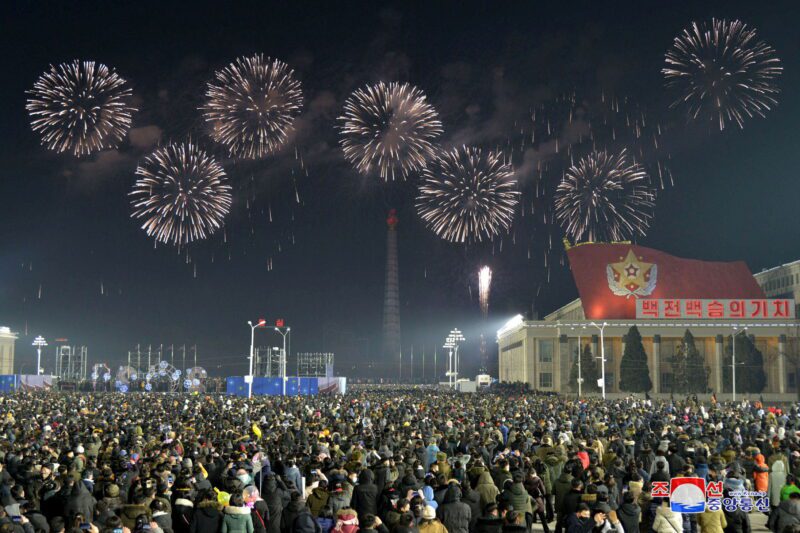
left=755, top=260, right=800, bottom=317
left=0, top=327, right=17, bottom=374
left=498, top=247, right=800, bottom=399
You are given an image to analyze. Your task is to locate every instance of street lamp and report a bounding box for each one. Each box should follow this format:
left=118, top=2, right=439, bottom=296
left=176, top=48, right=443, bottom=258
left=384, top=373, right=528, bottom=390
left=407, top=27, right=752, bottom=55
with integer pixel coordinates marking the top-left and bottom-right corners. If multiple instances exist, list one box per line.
left=32, top=336, right=47, bottom=376
left=590, top=322, right=608, bottom=399
left=448, top=329, right=465, bottom=386
left=731, top=326, right=748, bottom=403
left=247, top=318, right=267, bottom=398
left=443, top=339, right=455, bottom=388
left=275, top=326, right=291, bottom=396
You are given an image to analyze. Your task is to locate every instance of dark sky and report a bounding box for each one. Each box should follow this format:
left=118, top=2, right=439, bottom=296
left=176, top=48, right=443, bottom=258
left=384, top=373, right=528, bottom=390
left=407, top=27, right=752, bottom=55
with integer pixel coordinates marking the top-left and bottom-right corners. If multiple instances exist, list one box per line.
left=2, top=1, right=798, bottom=378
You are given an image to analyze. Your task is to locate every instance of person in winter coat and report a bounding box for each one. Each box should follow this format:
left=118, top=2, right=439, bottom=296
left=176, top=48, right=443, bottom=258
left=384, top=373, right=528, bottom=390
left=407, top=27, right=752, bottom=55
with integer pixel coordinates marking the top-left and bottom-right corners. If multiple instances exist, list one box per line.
left=435, top=454, right=451, bottom=481
left=652, top=501, right=682, bottom=533
left=331, top=509, right=359, bottom=533
left=422, top=486, right=438, bottom=511
left=616, top=493, right=640, bottom=533
left=283, top=493, right=310, bottom=533
left=524, top=469, right=549, bottom=533
left=151, top=499, right=174, bottom=533
left=475, top=503, right=503, bottom=533
left=63, top=479, right=96, bottom=523
left=172, top=496, right=194, bottom=533
left=418, top=506, right=447, bottom=533
left=189, top=490, right=222, bottom=533
left=475, top=472, right=500, bottom=510
left=222, top=494, right=255, bottom=533
left=352, top=470, right=379, bottom=520
left=264, top=476, right=287, bottom=533
left=770, top=460, right=788, bottom=513
left=696, top=507, right=726, bottom=533
left=284, top=461, right=303, bottom=495
left=328, top=482, right=353, bottom=517
left=770, top=492, right=800, bottom=533
left=437, top=484, right=471, bottom=533
left=120, top=495, right=152, bottom=531
left=722, top=501, right=750, bottom=533
left=308, top=481, right=331, bottom=518
left=460, top=484, right=481, bottom=532
left=244, top=486, right=269, bottom=533
left=753, top=454, right=769, bottom=494
left=291, top=504, right=322, bottom=533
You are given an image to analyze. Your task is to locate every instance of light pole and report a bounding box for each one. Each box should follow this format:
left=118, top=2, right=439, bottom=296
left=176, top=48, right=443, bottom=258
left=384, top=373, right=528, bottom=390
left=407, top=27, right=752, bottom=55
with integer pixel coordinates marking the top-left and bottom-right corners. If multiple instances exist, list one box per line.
left=444, top=338, right=455, bottom=388
left=449, top=329, right=465, bottom=384
left=590, top=322, right=608, bottom=399
left=32, top=336, right=47, bottom=376
left=247, top=318, right=267, bottom=398
left=731, top=326, right=748, bottom=402
left=275, top=326, right=291, bottom=395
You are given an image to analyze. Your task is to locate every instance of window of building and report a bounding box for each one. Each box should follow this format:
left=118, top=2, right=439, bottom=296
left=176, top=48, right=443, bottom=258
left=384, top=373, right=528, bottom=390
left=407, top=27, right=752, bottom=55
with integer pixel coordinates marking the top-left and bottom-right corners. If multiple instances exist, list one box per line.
left=539, top=372, right=553, bottom=388
left=662, top=372, right=673, bottom=390
left=539, top=340, right=554, bottom=362
left=605, top=372, right=615, bottom=389
left=789, top=372, right=797, bottom=390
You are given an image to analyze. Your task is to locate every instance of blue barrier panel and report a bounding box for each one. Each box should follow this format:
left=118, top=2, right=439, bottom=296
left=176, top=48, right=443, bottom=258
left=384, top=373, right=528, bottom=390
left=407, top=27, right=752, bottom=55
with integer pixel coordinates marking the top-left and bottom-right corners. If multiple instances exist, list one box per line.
left=226, top=376, right=247, bottom=396
left=225, top=376, right=324, bottom=396
left=0, top=375, right=17, bottom=393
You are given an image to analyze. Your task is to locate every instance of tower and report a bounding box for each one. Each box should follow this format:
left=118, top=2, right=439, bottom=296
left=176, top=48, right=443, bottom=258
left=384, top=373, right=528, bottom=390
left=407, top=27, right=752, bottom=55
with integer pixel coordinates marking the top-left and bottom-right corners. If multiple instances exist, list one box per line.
left=382, top=209, right=401, bottom=375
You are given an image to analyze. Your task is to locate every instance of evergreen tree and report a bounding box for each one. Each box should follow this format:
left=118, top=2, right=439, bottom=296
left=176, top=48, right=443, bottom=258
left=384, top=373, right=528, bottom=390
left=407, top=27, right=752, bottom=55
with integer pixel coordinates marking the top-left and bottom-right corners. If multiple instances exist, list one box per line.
left=672, top=337, right=689, bottom=393
left=682, top=329, right=709, bottom=393
left=619, top=325, right=652, bottom=392
left=569, top=344, right=600, bottom=393
left=722, top=334, right=767, bottom=394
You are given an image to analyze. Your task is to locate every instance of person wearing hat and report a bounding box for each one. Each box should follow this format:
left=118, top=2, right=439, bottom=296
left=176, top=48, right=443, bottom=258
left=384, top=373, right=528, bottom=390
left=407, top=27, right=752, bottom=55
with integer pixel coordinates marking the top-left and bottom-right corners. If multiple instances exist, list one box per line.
left=437, top=483, right=470, bottom=533
left=418, top=505, right=446, bottom=533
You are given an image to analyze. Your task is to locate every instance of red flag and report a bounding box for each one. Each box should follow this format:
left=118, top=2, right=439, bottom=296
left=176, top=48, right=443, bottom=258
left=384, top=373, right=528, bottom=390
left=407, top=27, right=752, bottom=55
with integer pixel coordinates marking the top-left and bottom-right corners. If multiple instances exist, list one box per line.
left=565, top=243, right=764, bottom=319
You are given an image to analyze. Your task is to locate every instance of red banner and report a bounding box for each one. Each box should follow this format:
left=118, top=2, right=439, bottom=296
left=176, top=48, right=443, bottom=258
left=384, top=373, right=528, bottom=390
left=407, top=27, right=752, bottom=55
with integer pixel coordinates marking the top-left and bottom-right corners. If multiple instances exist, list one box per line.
left=565, top=243, right=765, bottom=319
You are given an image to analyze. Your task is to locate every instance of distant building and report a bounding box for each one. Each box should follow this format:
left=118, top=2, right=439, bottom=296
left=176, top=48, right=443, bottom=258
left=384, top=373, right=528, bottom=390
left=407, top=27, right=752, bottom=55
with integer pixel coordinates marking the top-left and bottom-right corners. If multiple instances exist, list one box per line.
left=497, top=244, right=800, bottom=398
left=0, top=327, right=17, bottom=374
left=755, top=260, right=800, bottom=317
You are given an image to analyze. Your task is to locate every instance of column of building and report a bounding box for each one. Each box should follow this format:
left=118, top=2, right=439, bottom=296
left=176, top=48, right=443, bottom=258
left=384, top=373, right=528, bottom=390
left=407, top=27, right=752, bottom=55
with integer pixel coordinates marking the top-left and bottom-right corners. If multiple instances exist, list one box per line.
left=652, top=334, right=660, bottom=394
left=558, top=334, right=567, bottom=391
left=714, top=335, right=723, bottom=394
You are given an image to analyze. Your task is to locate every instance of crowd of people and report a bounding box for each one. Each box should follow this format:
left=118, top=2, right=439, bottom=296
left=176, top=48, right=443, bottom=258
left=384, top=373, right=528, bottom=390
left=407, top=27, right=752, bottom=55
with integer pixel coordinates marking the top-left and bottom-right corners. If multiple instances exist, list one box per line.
left=0, top=388, right=798, bottom=533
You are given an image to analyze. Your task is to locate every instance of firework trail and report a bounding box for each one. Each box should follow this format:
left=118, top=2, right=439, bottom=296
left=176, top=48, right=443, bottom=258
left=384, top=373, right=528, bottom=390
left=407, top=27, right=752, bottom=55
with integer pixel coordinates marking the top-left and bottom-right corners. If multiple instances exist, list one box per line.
left=554, top=149, right=654, bottom=243
left=26, top=60, right=136, bottom=157
left=339, top=81, right=442, bottom=180
left=202, top=54, right=303, bottom=158
left=478, top=266, right=492, bottom=317
left=130, top=141, right=232, bottom=247
left=663, top=18, right=782, bottom=130
left=417, top=146, right=518, bottom=243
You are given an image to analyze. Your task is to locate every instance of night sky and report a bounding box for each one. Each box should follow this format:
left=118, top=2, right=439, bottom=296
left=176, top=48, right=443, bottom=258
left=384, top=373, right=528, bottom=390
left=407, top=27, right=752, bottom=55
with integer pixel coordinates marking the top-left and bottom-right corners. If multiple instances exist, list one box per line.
left=2, top=1, right=798, bottom=378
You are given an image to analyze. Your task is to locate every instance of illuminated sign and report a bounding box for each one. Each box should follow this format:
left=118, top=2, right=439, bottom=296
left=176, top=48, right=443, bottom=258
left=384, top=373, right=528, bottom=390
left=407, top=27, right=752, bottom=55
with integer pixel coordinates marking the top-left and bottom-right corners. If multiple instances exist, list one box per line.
left=635, top=299, right=795, bottom=319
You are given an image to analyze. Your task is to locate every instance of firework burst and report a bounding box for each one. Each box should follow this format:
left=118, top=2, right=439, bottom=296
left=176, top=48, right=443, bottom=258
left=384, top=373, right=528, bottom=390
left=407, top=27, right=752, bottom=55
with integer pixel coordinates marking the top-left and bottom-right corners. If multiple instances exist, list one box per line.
left=130, top=142, right=232, bottom=247
left=202, top=54, right=303, bottom=159
left=478, top=266, right=492, bottom=317
left=339, top=81, right=442, bottom=180
left=26, top=60, right=136, bottom=157
left=417, top=146, right=518, bottom=243
left=663, top=18, right=782, bottom=130
left=554, top=149, right=654, bottom=243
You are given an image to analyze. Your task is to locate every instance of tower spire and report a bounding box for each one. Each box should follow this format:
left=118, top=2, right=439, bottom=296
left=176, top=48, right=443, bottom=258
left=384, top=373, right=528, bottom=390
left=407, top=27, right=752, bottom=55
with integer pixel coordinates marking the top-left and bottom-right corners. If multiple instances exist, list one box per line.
left=382, top=209, right=401, bottom=376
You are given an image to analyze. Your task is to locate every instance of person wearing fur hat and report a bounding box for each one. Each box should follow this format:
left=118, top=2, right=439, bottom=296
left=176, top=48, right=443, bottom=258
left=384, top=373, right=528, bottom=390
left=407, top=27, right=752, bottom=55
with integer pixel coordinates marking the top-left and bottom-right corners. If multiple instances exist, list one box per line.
left=331, top=509, right=359, bottom=533
left=418, top=506, right=446, bottom=533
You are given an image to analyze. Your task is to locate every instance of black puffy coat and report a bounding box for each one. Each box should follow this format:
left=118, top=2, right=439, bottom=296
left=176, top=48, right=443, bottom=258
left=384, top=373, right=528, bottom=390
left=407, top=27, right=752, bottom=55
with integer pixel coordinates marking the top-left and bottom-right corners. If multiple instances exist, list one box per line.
left=352, top=470, right=379, bottom=519
left=190, top=500, right=223, bottom=533
left=172, top=498, right=195, bottom=533
left=437, top=485, right=471, bottom=533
